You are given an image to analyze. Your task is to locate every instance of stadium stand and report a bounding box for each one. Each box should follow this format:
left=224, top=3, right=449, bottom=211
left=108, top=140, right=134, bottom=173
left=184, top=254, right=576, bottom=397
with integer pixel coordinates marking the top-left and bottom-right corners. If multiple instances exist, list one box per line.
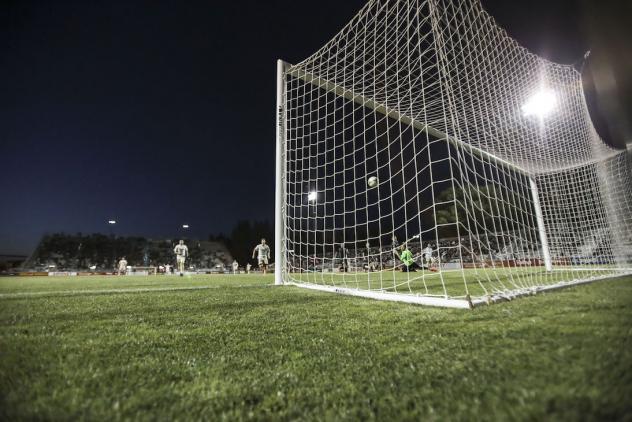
left=21, top=234, right=234, bottom=272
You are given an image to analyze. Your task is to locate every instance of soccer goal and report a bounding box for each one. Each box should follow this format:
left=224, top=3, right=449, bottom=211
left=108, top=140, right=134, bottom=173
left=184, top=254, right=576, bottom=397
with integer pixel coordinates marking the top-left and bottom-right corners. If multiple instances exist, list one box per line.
left=274, top=0, right=632, bottom=308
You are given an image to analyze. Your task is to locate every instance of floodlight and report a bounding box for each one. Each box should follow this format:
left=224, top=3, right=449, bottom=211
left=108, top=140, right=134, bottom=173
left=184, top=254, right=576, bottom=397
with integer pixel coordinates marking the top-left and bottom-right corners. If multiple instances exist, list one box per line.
left=522, top=90, right=557, bottom=118
left=108, top=220, right=116, bottom=225
left=307, top=191, right=317, bottom=202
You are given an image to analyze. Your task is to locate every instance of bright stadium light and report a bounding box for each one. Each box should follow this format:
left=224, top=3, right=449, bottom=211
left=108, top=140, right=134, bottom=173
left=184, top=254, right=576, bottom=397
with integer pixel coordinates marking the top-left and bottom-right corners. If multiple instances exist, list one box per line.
left=522, top=90, right=557, bottom=118
left=182, top=224, right=189, bottom=229
left=108, top=220, right=116, bottom=225
left=307, top=191, right=317, bottom=202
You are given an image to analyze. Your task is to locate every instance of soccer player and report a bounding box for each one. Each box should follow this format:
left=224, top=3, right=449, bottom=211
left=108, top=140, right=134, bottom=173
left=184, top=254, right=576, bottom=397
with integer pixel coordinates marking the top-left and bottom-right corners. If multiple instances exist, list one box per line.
left=364, top=242, right=372, bottom=272
left=232, top=260, right=239, bottom=274
left=174, top=240, right=188, bottom=276
left=423, top=243, right=433, bottom=269
left=336, top=243, right=350, bottom=272
left=252, top=238, right=271, bottom=274
left=117, top=257, right=127, bottom=275
left=399, top=245, right=417, bottom=272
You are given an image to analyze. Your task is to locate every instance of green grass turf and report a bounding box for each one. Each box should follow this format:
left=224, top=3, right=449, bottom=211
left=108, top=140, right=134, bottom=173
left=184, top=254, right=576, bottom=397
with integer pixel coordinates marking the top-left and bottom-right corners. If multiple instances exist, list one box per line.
left=1, top=274, right=631, bottom=420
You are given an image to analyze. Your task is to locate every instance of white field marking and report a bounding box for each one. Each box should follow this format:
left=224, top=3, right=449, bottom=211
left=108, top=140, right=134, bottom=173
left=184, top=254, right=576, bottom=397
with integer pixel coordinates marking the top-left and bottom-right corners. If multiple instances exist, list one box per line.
left=0, top=284, right=265, bottom=299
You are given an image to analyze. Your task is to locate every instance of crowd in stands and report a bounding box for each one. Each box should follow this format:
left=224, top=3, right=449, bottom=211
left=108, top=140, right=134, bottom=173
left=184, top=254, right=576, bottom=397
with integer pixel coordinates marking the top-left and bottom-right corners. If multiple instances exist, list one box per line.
left=23, top=233, right=235, bottom=272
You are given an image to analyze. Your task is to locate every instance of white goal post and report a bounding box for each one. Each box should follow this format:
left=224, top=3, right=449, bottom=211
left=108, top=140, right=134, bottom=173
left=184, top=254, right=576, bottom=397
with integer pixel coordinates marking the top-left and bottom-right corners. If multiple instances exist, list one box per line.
left=275, top=0, right=632, bottom=307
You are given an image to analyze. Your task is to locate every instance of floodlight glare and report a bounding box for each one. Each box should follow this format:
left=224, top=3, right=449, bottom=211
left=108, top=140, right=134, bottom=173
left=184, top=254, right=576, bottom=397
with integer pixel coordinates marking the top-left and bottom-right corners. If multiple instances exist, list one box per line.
left=307, top=191, right=318, bottom=202
left=182, top=224, right=189, bottom=229
left=522, top=90, right=557, bottom=118
left=108, top=220, right=116, bottom=225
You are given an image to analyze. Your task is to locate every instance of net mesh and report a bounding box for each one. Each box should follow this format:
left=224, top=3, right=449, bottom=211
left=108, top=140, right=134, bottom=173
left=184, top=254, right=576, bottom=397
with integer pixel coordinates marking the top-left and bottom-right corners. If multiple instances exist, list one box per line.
left=279, top=0, right=632, bottom=304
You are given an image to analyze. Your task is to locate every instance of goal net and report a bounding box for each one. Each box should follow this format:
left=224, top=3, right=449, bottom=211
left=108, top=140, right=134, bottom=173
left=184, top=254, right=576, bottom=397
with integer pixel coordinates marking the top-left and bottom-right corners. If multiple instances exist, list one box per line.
left=275, top=0, right=632, bottom=308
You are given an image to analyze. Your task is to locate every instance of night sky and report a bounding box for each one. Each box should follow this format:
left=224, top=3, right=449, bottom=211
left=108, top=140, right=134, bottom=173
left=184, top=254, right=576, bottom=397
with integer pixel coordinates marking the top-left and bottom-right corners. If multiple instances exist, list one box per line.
left=1, top=0, right=630, bottom=255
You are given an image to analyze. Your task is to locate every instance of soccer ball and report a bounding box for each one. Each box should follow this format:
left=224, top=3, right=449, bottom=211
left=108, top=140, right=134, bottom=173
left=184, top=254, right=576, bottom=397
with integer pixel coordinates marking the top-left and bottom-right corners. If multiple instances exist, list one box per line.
left=367, top=176, right=378, bottom=188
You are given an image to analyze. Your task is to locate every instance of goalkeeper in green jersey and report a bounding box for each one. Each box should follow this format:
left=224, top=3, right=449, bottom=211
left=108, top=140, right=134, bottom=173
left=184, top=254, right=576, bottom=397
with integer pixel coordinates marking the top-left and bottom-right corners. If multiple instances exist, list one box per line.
left=399, top=244, right=418, bottom=272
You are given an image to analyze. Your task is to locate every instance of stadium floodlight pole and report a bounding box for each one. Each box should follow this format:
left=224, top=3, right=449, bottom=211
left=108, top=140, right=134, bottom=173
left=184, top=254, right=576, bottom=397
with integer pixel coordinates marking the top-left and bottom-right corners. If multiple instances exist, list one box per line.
left=529, top=177, right=553, bottom=272
left=275, top=59, right=289, bottom=286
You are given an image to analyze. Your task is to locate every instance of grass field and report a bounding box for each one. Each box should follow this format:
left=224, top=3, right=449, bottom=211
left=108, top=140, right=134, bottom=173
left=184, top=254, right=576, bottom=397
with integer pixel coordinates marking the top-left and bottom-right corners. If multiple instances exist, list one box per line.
left=1, top=274, right=631, bottom=420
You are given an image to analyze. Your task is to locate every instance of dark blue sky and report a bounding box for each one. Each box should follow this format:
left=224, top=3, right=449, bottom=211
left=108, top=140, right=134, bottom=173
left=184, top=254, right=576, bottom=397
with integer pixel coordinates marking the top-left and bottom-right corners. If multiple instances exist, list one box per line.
left=1, top=0, right=629, bottom=255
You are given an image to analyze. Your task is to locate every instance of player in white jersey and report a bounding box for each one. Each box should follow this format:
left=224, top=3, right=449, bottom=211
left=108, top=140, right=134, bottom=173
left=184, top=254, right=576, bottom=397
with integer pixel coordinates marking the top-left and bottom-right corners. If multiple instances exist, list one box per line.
left=174, top=240, right=188, bottom=276
left=252, top=238, right=271, bottom=274
left=117, top=257, right=128, bottom=275
left=423, top=244, right=433, bottom=269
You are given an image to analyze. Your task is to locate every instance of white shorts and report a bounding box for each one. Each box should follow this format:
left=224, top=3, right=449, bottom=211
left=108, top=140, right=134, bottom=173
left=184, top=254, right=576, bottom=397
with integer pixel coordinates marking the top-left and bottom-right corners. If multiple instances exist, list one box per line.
left=177, top=255, right=186, bottom=263
left=258, top=257, right=269, bottom=266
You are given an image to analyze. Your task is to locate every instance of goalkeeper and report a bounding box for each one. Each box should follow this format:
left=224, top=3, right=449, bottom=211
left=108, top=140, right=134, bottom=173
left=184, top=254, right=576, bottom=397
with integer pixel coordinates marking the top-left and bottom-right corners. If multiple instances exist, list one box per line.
left=399, top=244, right=418, bottom=272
